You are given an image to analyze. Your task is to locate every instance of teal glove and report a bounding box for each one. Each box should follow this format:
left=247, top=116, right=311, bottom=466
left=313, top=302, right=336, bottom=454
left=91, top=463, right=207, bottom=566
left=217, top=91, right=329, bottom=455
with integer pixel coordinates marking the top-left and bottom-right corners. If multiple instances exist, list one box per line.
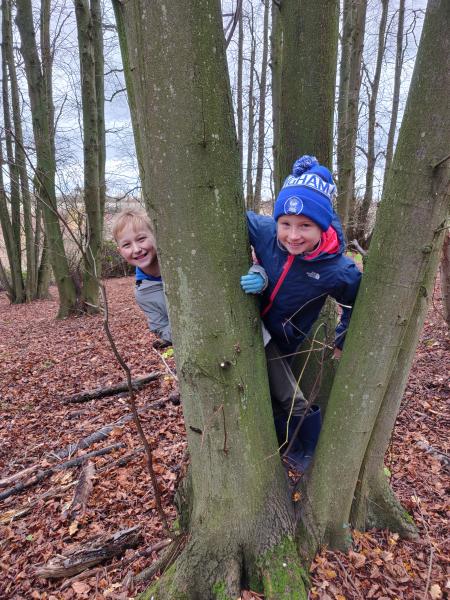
left=240, top=272, right=265, bottom=294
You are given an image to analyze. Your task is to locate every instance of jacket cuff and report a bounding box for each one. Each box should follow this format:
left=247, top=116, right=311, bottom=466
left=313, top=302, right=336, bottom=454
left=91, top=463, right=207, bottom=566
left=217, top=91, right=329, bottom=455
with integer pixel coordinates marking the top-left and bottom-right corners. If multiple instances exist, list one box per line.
left=249, top=264, right=269, bottom=292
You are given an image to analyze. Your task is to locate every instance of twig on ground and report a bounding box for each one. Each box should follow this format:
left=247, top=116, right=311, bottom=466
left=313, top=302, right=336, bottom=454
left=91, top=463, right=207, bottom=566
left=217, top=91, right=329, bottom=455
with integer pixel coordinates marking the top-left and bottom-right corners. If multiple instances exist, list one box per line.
left=62, top=372, right=161, bottom=404
left=34, top=526, right=143, bottom=579
left=0, top=443, right=124, bottom=502
left=133, top=533, right=187, bottom=583
left=62, top=461, right=95, bottom=520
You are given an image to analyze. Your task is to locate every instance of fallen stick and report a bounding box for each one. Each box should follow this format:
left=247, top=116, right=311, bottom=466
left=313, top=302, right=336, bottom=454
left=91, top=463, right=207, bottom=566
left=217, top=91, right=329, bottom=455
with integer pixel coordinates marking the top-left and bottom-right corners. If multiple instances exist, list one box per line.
left=34, top=526, right=143, bottom=579
left=62, top=461, right=95, bottom=520
left=134, top=534, right=186, bottom=583
left=0, top=464, right=40, bottom=489
left=63, top=372, right=161, bottom=404
left=0, top=482, right=77, bottom=524
left=0, top=443, right=124, bottom=502
left=60, top=538, right=172, bottom=589
left=53, top=415, right=133, bottom=460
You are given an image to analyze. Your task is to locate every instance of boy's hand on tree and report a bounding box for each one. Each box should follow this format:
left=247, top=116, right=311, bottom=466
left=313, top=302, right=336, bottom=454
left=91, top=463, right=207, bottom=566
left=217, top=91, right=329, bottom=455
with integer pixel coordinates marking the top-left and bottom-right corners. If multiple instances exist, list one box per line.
left=240, top=272, right=265, bottom=294
left=333, top=347, right=342, bottom=360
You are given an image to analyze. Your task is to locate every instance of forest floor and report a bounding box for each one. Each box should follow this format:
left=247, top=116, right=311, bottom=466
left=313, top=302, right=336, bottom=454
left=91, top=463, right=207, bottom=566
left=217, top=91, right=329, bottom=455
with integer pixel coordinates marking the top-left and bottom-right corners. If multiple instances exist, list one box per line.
left=0, top=276, right=448, bottom=600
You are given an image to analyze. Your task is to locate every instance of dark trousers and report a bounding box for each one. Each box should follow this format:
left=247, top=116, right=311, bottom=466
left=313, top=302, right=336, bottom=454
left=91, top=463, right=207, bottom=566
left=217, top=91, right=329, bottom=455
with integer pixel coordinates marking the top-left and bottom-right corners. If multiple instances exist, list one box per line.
left=265, top=340, right=308, bottom=417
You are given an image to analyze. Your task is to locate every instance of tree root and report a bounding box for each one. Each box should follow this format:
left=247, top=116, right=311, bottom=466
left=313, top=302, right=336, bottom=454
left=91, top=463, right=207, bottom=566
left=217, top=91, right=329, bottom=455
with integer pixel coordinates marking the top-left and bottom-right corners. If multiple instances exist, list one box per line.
left=351, top=470, right=418, bottom=539
left=138, top=534, right=309, bottom=600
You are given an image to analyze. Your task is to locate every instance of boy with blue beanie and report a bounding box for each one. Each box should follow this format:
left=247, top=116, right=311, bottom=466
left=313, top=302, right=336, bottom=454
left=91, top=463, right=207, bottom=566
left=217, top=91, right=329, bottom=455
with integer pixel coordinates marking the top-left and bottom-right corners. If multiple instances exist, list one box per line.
left=241, top=155, right=361, bottom=472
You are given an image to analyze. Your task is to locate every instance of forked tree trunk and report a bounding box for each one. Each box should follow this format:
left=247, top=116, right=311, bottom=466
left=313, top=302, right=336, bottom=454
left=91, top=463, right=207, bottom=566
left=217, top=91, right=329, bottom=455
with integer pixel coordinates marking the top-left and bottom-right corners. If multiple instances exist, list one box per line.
left=113, top=1, right=308, bottom=598
left=301, top=0, right=450, bottom=552
left=273, top=0, right=339, bottom=189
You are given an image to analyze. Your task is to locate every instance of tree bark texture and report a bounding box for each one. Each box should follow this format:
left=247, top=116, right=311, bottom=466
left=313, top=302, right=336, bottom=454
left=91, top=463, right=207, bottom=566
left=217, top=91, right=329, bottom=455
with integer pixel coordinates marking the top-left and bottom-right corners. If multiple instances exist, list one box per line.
left=253, top=0, right=270, bottom=211
left=440, top=230, right=450, bottom=329
left=357, top=0, right=389, bottom=240
left=16, top=0, right=78, bottom=317
left=1, top=0, right=25, bottom=303
left=74, top=0, right=103, bottom=312
left=336, top=0, right=367, bottom=232
left=273, top=0, right=339, bottom=193
left=3, top=0, right=36, bottom=300
left=245, top=13, right=256, bottom=210
left=302, top=0, right=450, bottom=551
left=383, top=0, right=405, bottom=190
left=113, top=1, right=308, bottom=598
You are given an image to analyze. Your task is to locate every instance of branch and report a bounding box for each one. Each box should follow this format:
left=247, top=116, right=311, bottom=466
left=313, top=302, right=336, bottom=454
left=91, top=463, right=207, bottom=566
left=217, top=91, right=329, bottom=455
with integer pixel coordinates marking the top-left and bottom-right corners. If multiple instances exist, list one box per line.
left=62, top=372, right=161, bottom=404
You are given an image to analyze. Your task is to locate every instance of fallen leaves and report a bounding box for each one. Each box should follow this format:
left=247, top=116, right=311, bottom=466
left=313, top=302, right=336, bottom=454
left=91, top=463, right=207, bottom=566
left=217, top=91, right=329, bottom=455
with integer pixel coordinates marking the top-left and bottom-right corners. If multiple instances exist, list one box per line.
left=1, top=276, right=448, bottom=599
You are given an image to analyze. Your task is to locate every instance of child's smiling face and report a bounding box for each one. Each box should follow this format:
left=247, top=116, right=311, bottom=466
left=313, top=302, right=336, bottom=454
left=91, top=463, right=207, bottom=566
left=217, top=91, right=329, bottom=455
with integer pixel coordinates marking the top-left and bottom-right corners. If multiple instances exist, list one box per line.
left=276, top=214, right=322, bottom=255
left=116, top=223, right=159, bottom=274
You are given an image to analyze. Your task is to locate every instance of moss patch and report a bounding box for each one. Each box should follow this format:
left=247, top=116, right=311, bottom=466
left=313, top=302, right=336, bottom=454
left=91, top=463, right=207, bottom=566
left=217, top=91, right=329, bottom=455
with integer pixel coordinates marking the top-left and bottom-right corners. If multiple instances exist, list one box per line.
left=258, top=536, right=309, bottom=600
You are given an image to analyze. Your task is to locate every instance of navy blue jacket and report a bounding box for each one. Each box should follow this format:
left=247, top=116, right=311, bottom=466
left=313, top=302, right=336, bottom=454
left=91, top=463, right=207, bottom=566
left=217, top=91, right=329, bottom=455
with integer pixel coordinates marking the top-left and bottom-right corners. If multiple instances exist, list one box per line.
left=247, top=211, right=361, bottom=355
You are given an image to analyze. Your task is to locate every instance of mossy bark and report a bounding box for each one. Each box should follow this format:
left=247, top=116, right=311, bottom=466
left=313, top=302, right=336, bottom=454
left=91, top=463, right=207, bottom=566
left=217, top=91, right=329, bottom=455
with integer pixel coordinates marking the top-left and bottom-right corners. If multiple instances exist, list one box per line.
left=301, top=0, right=450, bottom=552
left=114, top=1, right=308, bottom=598
left=273, top=0, right=338, bottom=191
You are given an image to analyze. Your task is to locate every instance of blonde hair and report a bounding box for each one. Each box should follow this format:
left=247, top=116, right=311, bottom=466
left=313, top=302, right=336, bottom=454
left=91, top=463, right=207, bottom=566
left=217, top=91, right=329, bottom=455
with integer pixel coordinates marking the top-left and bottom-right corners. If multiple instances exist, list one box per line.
left=112, top=209, right=155, bottom=242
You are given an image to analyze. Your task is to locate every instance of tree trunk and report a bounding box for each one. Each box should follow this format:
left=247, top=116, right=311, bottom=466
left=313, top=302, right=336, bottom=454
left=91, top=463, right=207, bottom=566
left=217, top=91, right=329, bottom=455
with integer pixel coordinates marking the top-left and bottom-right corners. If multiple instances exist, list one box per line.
left=0, top=132, right=23, bottom=302
left=440, top=230, right=450, bottom=329
left=236, top=0, right=244, bottom=175
left=253, top=0, right=270, bottom=212
left=357, top=0, right=389, bottom=240
left=273, top=0, right=339, bottom=189
left=1, top=0, right=25, bottom=303
left=336, top=0, right=367, bottom=233
left=383, top=0, right=405, bottom=190
left=3, top=0, right=37, bottom=300
left=245, top=13, right=256, bottom=210
left=113, top=1, right=308, bottom=597
left=302, top=0, right=450, bottom=552
left=74, top=0, right=102, bottom=312
left=16, top=0, right=78, bottom=317
left=271, top=2, right=282, bottom=196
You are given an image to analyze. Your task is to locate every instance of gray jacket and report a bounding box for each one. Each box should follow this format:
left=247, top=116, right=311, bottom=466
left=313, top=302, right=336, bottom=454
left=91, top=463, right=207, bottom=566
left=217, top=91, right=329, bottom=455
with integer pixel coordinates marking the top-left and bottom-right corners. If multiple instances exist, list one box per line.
left=135, top=279, right=172, bottom=343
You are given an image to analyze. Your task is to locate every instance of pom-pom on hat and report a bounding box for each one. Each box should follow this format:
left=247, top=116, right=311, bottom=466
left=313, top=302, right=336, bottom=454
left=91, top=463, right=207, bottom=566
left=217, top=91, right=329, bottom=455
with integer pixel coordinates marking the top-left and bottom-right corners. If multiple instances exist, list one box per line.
left=273, top=155, right=337, bottom=231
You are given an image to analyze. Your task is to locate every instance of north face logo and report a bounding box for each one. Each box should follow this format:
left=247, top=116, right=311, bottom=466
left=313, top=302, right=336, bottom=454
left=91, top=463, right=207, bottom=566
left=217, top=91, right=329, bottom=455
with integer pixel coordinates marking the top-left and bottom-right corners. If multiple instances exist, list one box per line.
left=306, top=271, right=320, bottom=280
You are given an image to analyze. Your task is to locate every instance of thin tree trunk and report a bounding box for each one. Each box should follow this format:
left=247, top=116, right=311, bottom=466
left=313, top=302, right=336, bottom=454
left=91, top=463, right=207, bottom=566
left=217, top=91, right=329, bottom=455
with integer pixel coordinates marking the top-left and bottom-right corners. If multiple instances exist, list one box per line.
left=245, top=14, right=256, bottom=210
left=91, top=0, right=105, bottom=227
left=16, top=0, right=78, bottom=317
left=253, top=0, right=269, bottom=212
left=357, top=0, right=389, bottom=239
left=1, top=0, right=24, bottom=303
left=302, top=0, right=450, bottom=552
left=383, top=0, right=405, bottom=191
left=74, top=0, right=102, bottom=312
left=440, top=230, right=450, bottom=329
left=274, top=0, right=339, bottom=186
left=0, top=135, right=23, bottom=302
left=271, top=2, right=282, bottom=195
left=236, top=0, right=244, bottom=175
left=3, top=0, right=36, bottom=300
left=336, top=0, right=367, bottom=233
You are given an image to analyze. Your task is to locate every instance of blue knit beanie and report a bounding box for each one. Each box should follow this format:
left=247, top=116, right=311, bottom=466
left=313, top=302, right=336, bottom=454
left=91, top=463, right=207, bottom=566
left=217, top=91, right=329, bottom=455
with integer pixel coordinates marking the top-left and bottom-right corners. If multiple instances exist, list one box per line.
left=273, top=155, right=337, bottom=231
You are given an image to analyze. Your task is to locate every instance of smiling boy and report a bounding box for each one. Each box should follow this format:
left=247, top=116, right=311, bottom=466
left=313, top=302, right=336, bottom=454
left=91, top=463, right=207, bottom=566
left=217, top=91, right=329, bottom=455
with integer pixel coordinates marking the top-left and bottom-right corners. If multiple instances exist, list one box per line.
left=241, top=155, right=361, bottom=471
left=113, top=210, right=172, bottom=345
